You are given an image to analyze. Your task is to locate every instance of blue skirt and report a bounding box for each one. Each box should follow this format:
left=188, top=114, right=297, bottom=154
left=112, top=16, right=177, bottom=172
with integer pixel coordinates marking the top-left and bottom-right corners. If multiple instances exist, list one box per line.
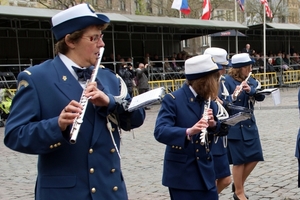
left=213, top=154, right=231, bottom=179
left=169, top=187, right=218, bottom=200
left=227, top=138, right=264, bottom=165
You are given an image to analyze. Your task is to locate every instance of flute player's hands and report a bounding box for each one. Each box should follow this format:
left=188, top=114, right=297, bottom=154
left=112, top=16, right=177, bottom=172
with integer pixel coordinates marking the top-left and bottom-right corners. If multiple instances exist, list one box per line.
left=84, top=81, right=110, bottom=107
left=58, top=100, right=82, bottom=131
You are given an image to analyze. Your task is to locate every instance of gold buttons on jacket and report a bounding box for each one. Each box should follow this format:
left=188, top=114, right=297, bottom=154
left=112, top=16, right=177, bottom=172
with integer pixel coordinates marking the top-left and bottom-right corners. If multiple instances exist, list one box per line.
left=196, top=149, right=199, bottom=153
left=110, top=168, right=116, bottom=173
left=113, top=186, right=118, bottom=191
left=91, top=188, right=96, bottom=193
left=49, top=142, right=61, bottom=149
left=110, top=148, right=116, bottom=153
left=89, top=148, right=93, bottom=154
left=90, top=168, right=94, bottom=174
left=195, top=140, right=199, bottom=144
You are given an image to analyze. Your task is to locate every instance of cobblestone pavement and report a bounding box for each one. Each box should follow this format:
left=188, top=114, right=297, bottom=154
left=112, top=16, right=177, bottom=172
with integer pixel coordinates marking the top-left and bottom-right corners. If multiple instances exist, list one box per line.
left=0, top=87, right=300, bottom=200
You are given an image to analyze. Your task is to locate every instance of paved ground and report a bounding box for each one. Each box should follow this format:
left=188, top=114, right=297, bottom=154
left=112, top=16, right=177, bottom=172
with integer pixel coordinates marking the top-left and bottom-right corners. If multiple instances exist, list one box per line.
left=0, top=87, right=300, bottom=200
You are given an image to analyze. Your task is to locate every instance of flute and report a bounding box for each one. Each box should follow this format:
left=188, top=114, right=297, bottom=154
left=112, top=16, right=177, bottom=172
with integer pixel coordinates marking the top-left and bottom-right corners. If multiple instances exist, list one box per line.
left=70, top=47, right=105, bottom=144
left=200, top=97, right=211, bottom=145
left=233, top=72, right=252, bottom=99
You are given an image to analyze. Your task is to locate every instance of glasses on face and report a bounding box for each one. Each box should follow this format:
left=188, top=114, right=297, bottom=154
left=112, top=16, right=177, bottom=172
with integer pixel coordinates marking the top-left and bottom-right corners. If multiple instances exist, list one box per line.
left=82, top=34, right=104, bottom=43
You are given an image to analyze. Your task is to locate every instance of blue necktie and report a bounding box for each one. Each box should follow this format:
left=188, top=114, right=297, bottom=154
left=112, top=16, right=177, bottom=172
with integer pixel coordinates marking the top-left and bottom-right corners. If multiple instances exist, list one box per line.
left=72, top=66, right=92, bottom=81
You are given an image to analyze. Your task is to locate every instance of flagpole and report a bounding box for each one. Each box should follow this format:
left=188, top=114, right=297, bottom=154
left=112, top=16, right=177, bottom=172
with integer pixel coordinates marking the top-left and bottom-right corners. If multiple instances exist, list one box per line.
left=235, top=0, right=238, bottom=54
left=234, top=0, right=237, bottom=22
left=179, top=11, right=183, bottom=51
left=263, top=4, right=266, bottom=85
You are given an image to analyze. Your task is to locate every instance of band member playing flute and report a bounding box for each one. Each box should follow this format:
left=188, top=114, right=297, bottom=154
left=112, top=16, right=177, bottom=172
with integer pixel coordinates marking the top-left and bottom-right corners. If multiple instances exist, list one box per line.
left=204, top=47, right=232, bottom=194
left=4, top=4, right=145, bottom=200
left=220, top=53, right=265, bottom=200
left=154, top=54, right=226, bottom=199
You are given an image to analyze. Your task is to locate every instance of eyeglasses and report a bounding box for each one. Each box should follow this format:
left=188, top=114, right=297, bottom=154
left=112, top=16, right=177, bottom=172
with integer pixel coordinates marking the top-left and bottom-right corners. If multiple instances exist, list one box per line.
left=82, top=34, right=104, bottom=43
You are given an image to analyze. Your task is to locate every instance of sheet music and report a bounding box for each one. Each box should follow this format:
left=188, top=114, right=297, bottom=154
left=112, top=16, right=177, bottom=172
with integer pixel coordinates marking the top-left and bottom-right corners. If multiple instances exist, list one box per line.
left=128, top=87, right=165, bottom=112
left=271, top=89, right=281, bottom=106
left=220, top=112, right=252, bottom=126
left=256, top=88, right=278, bottom=95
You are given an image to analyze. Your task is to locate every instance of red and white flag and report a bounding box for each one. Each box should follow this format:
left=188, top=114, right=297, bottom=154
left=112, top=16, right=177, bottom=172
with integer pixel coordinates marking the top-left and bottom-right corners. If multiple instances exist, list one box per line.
left=261, top=0, right=273, bottom=18
left=201, top=0, right=211, bottom=20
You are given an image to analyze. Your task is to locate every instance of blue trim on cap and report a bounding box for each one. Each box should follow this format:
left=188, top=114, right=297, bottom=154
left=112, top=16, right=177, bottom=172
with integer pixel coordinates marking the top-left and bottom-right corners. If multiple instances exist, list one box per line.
left=52, top=14, right=110, bottom=41
left=232, top=60, right=254, bottom=68
left=185, top=69, right=219, bottom=80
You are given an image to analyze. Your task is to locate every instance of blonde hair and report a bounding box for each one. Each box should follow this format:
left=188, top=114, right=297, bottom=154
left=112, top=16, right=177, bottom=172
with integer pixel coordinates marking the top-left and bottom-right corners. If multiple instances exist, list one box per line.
left=228, top=65, right=251, bottom=82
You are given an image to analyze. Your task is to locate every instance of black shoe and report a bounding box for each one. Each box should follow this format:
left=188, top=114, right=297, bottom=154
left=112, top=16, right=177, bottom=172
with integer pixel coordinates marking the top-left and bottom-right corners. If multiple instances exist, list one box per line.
left=232, top=183, right=248, bottom=199
left=233, top=193, right=240, bottom=200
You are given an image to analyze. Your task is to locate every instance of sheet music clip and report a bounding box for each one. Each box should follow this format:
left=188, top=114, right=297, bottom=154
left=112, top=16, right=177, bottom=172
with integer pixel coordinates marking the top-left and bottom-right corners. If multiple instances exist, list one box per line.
left=220, top=112, right=252, bottom=126
left=226, top=104, right=252, bottom=113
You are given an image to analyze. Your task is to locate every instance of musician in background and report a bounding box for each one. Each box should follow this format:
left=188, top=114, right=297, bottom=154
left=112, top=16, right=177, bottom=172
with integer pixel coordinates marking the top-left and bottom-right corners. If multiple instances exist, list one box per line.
left=221, top=53, right=265, bottom=200
left=204, top=47, right=232, bottom=194
left=4, top=4, right=145, bottom=200
left=154, top=55, right=224, bottom=199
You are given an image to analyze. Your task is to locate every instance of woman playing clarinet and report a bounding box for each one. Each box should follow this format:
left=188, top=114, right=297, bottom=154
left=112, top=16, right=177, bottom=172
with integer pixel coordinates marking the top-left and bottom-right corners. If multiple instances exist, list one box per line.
left=154, top=54, right=226, bottom=199
left=220, top=53, right=265, bottom=200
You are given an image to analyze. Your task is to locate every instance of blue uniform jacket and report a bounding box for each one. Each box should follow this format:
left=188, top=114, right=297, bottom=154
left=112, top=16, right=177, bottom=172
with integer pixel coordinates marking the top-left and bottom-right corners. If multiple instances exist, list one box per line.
left=154, top=83, right=221, bottom=191
left=4, top=56, right=145, bottom=200
left=221, top=75, right=265, bottom=141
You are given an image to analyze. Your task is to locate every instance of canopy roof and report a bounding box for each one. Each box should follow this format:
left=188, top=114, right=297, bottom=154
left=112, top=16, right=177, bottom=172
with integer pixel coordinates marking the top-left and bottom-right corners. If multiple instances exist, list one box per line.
left=248, top=23, right=300, bottom=31
left=0, top=5, right=247, bottom=30
left=210, top=29, right=246, bottom=37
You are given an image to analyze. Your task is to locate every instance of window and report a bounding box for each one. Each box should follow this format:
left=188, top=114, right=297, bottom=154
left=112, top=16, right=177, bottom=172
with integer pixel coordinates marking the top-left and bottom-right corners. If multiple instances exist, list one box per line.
left=146, top=0, right=152, bottom=14
left=120, top=0, right=125, bottom=11
left=182, top=39, right=189, bottom=48
left=135, top=0, right=141, bottom=13
left=107, top=0, right=112, bottom=9
left=158, top=1, right=163, bottom=15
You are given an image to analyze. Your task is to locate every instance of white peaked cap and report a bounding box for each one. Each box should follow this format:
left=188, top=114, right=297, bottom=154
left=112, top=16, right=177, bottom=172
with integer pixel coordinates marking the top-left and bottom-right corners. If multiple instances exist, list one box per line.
left=184, top=54, right=220, bottom=80
left=204, top=47, right=229, bottom=66
left=231, top=53, right=255, bottom=68
left=51, top=3, right=110, bottom=40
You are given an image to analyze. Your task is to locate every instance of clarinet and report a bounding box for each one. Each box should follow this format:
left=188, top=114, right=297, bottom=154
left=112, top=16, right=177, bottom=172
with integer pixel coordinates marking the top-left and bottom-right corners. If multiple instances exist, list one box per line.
left=70, top=47, right=105, bottom=144
left=233, top=72, right=252, bottom=99
left=200, top=97, right=211, bottom=145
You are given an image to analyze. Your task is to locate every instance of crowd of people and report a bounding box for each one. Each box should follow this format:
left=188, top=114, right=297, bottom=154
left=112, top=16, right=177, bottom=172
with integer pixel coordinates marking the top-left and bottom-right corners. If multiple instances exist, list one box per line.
left=241, top=43, right=300, bottom=73
left=100, top=51, right=191, bottom=97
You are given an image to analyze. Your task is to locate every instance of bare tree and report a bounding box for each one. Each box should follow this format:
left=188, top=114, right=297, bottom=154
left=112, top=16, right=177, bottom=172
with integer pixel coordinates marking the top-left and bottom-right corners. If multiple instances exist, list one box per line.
left=245, top=0, right=287, bottom=24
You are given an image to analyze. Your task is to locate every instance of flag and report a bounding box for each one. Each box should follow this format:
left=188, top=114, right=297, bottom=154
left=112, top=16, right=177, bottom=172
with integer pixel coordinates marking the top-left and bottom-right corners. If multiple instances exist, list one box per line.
left=261, top=0, right=273, bottom=18
left=237, top=0, right=245, bottom=11
left=171, top=0, right=191, bottom=15
left=201, top=0, right=211, bottom=20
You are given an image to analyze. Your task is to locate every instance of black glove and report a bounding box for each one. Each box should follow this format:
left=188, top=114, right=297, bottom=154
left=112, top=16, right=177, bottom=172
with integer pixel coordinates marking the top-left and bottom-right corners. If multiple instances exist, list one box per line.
left=215, top=123, right=230, bottom=137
